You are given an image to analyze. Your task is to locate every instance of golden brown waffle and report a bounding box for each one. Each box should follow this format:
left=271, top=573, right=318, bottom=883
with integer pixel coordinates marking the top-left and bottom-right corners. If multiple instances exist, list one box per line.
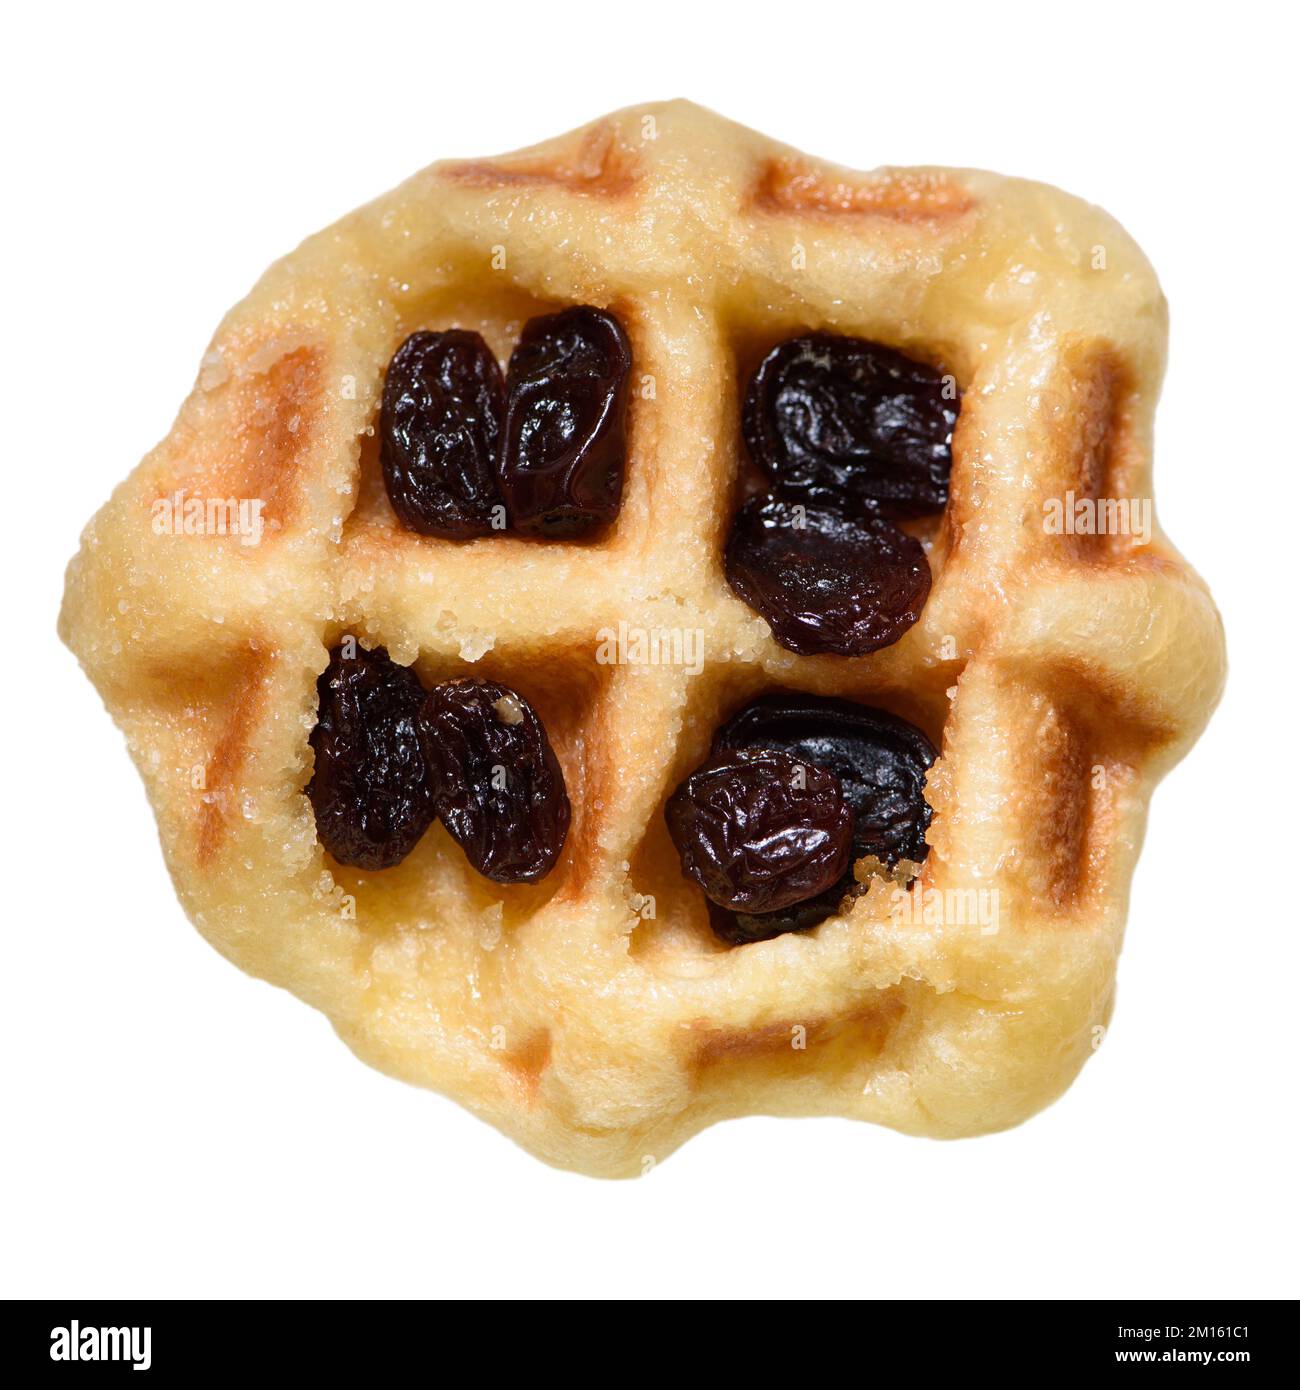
left=59, top=101, right=1225, bottom=1176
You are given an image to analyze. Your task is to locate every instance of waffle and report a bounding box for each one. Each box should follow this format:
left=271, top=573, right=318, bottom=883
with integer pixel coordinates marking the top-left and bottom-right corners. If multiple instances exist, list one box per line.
left=59, top=100, right=1225, bottom=1176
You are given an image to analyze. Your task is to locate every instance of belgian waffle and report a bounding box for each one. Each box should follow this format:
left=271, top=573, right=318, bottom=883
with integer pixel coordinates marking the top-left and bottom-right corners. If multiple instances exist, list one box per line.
left=59, top=101, right=1226, bottom=1176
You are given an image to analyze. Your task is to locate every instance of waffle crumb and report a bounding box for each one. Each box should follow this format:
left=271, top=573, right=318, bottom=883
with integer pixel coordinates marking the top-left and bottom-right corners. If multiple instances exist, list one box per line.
left=492, top=693, right=525, bottom=726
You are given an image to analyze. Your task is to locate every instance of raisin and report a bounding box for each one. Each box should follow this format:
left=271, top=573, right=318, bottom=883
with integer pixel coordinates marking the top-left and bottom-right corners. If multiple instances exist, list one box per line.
left=714, top=692, right=937, bottom=866
left=500, top=306, right=632, bottom=536
left=707, top=875, right=862, bottom=945
left=418, top=680, right=570, bottom=883
left=724, top=495, right=930, bottom=656
left=380, top=330, right=505, bottom=538
left=665, top=748, right=853, bottom=914
left=742, top=334, right=958, bottom=520
left=307, top=643, right=435, bottom=869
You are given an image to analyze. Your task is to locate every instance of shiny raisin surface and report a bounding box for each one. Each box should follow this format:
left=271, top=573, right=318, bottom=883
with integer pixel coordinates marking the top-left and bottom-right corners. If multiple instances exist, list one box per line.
left=380, top=330, right=505, bottom=538
left=418, top=680, right=570, bottom=883
left=724, top=495, right=930, bottom=656
left=500, top=306, right=632, bottom=536
left=307, top=644, right=435, bottom=869
left=665, top=748, right=853, bottom=914
left=714, top=692, right=937, bottom=866
left=742, top=334, right=958, bottom=520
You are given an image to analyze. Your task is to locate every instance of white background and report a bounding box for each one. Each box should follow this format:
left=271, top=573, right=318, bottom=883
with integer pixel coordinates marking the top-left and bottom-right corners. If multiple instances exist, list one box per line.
left=5, top=1, right=1296, bottom=1300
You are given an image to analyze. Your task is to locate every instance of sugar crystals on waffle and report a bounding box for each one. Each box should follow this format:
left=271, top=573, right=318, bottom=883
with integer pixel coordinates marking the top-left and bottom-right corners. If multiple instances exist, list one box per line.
left=59, top=101, right=1225, bottom=1176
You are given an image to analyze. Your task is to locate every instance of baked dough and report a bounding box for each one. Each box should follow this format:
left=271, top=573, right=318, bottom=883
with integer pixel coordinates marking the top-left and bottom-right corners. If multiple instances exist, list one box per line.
left=59, top=101, right=1225, bottom=1176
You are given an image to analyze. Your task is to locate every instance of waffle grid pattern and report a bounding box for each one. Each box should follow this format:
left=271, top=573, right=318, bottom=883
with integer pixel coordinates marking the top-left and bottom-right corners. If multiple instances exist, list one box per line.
left=60, top=102, right=1224, bottom=1175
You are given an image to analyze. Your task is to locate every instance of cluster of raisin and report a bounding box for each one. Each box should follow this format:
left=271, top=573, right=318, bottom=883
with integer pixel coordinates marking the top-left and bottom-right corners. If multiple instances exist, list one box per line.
left=381, top=306, right=631, bottom=539
left=667, top=693, right=937, bottom=944
left=308, top=644, right=569, bottom=883
left=318, top=322, right=952, bottom=945
left=725, top=334, right=959, bottom=655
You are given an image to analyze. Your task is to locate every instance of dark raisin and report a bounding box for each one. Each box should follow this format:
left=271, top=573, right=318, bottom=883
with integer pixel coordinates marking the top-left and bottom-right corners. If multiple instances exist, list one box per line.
left=665, top=748, right=853, bottom=914
left=724, top=495, right=930, bottom=656
left=418, top=680, right=570, bottom=883
left=743, top=334, right=958, bottom=520
left=500, top=306, right=632, bottom=536
left=380, top=330, right=505, bottom=537
left=307, top=643, right=435, bottom=869
left=714, top=692, right=937, bottom=866
left=707, top=874, right=863, bottom=945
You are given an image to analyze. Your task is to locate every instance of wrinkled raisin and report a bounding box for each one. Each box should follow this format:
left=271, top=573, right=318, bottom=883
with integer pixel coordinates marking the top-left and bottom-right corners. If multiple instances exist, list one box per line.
left=665, top=748, right=853, bottom=914
left=418, top=680, right=570, bottom=883
left=743, top=334, right=958, bottom=520
left=380, top=330, right=505, bottom=537
left=500, top=306, right=631, bottom=536
left=307, top=644, right=435, bottom=869
left=714, top=692, right=937, bottom=866
left=725, top=495, right=930, bottom=656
